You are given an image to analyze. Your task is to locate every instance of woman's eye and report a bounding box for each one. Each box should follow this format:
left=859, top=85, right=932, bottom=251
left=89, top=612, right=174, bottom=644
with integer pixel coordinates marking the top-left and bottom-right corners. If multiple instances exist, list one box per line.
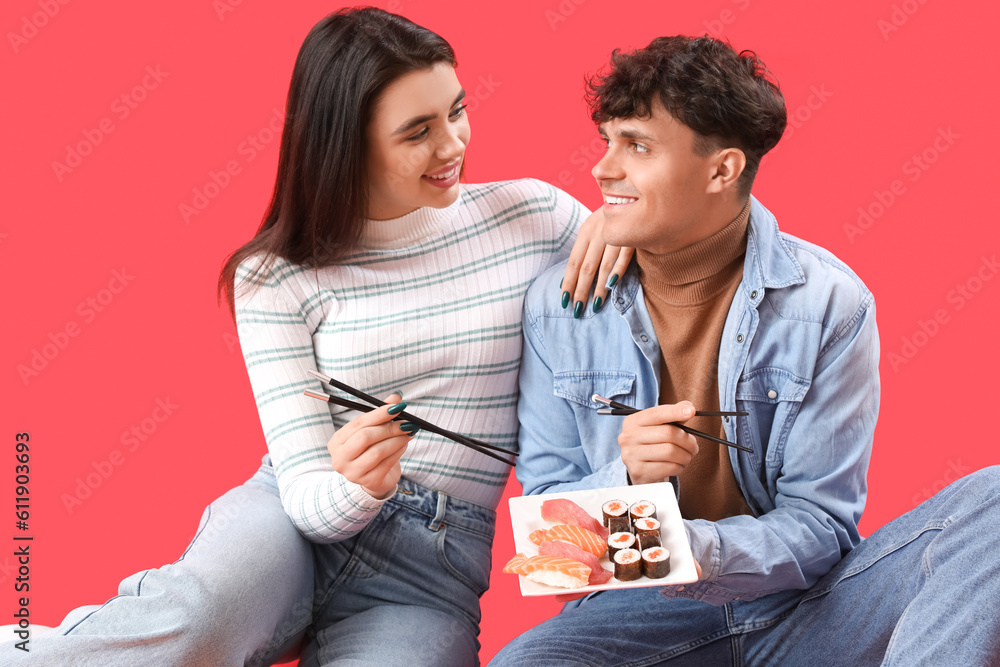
left=406, top=127, right=429, bottom=142
left=450, top=104, right=468, bottom=118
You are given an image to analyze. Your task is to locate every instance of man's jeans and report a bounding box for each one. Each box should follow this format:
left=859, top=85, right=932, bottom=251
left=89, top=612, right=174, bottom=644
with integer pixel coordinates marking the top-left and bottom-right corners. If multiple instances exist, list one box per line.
left=491, top=466, right=1000, bottom=666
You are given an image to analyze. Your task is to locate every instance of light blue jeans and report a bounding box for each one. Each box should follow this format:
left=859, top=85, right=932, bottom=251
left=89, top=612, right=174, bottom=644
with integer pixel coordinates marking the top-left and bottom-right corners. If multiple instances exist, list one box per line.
left=490, top=466, right=1000, bottom=666
left=7, top=459, right=494, bottom=666
left=301, top=476, right=495, bottom=666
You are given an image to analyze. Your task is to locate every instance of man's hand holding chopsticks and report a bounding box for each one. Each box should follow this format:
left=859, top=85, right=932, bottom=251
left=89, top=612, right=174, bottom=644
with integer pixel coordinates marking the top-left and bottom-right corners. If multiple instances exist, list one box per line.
left=618, top=401, right=700, bottom=485
left=325, top=392, right=418, bottom=499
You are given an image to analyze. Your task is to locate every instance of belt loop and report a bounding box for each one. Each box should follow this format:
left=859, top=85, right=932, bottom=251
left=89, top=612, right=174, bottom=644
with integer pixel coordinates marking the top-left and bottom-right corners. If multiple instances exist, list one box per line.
left=429, top=492, right=448, bottom=531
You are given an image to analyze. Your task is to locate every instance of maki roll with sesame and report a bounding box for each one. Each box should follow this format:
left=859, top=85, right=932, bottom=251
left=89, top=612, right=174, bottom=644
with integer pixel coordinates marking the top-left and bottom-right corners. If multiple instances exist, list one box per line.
left=641, top=547, right=671, bottom=579
left=607, top=531, right=636, bottom=560
left=613, top=548, right=642, bottom=581
left=634, top=517, right=661, bottom=550
left=629, top=500, right=656, bottom=522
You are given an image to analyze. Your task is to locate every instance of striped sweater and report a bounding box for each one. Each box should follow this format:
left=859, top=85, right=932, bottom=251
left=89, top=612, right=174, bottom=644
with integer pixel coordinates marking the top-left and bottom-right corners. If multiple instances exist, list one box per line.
left=235, top=179, right=586, bottom=542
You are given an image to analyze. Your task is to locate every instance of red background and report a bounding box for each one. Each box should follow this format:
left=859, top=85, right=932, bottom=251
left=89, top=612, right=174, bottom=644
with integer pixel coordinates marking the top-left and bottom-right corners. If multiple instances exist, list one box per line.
left=4, top=0, right=998, bottom=663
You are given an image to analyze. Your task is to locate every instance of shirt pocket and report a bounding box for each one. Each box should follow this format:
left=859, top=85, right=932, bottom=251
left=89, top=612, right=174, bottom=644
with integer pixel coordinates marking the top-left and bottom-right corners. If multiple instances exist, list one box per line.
left=735, top=367, right=811, bottom=466
left=553, top=370, right=636, bottom=408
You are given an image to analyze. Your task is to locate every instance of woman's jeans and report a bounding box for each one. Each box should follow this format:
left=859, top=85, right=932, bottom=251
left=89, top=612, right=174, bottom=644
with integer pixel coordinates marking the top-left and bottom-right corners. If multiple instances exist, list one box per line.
left=301, top=476, right=495, bottom=666
left=6, top=458, right=494, bottom=667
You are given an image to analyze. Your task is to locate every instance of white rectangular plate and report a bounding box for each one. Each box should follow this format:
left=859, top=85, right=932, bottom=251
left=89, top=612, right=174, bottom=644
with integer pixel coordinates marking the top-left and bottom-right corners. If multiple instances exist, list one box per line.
left=507, top=482, right=698, bottom=597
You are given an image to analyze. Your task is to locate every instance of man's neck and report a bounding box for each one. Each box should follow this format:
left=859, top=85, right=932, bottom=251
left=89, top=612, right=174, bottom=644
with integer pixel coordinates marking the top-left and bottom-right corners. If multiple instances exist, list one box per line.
left=645, top=196, right=750, bottom=257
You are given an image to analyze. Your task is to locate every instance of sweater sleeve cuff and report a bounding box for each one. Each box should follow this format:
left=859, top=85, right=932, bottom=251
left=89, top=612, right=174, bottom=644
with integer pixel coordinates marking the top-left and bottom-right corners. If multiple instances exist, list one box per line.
left=339, top=476, right=393, bottom=514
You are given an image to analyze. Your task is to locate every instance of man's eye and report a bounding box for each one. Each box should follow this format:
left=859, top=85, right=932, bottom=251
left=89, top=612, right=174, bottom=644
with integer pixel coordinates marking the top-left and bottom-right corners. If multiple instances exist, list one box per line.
left=632, top=143, right=649, bottom=153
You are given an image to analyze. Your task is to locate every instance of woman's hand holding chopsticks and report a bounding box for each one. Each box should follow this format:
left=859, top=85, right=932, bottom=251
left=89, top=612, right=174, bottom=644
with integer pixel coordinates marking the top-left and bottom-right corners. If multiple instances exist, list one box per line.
left=617, top=401, right=700, bottom=486
left=325, top=392, right=417, bottom=500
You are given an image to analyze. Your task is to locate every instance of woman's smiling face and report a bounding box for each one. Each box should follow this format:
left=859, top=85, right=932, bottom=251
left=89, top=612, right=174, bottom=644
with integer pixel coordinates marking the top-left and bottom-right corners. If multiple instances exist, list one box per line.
left=365, top=62, right=470, bottom=221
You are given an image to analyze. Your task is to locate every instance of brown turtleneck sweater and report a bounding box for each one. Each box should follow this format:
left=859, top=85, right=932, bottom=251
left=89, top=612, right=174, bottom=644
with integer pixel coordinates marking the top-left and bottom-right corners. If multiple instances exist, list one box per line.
left=637, top=200, right=755, bottom=522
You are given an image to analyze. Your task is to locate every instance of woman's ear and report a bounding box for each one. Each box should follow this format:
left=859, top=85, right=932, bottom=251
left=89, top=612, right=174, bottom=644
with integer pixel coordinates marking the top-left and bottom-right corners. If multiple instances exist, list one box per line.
left=706, top=147, right=746, bottom=194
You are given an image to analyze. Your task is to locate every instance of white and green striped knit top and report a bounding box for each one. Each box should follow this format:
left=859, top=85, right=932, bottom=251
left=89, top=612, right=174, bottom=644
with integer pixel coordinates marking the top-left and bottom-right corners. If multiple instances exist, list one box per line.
left=235, top=179, right=586, bottom=542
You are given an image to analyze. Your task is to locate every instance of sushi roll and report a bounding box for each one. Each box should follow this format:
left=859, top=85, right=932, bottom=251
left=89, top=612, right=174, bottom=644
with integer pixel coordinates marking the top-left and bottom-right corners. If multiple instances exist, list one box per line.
left=602, top=499, right=629, bottom=528
left=607, top=531, right=636, bottom=560
left=641, top=547, right=671, bottom=579
left=608, top=515, right=631, bottom=535
left=613, top=548, right=642, bottom=581
left=634, top=517, right=661, bottom=550
left=629, top=500, right=657, bottom=522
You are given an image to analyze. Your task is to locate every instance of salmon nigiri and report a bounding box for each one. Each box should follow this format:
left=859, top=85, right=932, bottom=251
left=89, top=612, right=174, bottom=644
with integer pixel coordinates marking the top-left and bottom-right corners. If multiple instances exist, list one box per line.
left=544, top=524, right=608, bottom=558
left=539, top=539, right=613, bottom=585
left=528, top=529, right=549, bottom=546
left=502, top=553, right=530, bottom=574
left=519, top=555, right=591, bottom=589
left=541, top=498, right=609, bottom=539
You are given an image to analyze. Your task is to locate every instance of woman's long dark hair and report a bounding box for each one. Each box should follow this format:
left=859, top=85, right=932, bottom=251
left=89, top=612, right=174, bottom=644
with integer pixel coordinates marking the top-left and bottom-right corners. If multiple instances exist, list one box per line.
left=218, top=7, right=456, bottom=316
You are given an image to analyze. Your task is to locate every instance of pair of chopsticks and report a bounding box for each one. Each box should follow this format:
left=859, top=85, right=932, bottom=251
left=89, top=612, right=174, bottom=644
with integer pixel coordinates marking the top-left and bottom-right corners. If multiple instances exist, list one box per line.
left=304, top=370, right=516, bottom=467
left=592, top=394, right=753, bottom=454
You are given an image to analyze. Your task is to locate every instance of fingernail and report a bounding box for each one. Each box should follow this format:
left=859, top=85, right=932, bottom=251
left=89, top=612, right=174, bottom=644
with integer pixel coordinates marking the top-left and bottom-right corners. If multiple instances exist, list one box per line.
left=387, top=401, right=407, bottom=416
left=400, top=422, right=419, bottom=434
left=561, top=291, right=570, bottom=308
left=573, top=301, right=583, bottom=318
left=684, top=405, right=694, bottom=417
left=592, top=296, right=603, bottom=313
left=559, top=277, right=563, bottom=289
left=606, top=274, right=619, bottom=289
left=393, top=389, right=404, bottom=400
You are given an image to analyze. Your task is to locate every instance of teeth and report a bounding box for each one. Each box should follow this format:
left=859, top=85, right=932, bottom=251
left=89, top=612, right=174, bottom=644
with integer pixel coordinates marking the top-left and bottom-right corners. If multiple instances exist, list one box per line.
left=604, top=195, right=637, bottom=205
left=426, top=167, right=457, bottom=180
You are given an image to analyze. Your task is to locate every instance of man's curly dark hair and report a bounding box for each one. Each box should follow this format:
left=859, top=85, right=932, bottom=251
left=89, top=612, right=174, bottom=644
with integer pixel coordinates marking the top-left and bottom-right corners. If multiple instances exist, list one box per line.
left=586, top=35, right=787, bottom=197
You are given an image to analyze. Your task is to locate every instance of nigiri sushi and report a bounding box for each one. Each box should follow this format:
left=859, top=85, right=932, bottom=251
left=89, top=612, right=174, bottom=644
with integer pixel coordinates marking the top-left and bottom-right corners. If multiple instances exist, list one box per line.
left=539, top=539, right=613, bottom=585
left=541, top=498, right=609, bottom=539
left=528, top=529, right=549, bottom=546
left=502, top=553, right=530, bottom=574
left=521, top=556, right=591, bottom=589
left=544, top=524, right=608, bottom=558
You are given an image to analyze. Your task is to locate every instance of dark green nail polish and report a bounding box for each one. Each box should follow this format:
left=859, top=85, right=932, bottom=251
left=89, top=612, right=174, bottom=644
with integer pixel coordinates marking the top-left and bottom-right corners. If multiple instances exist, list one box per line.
left=393, top=389, right=404, bottom=400
left=559, top=277, right=563, bottom=289
left=561, top=291, right=570, bottom=308
left=387, top=401, right=407, bottom=415
left=400, top=422, right=419, bottom=434
left=607, top=274, right=619, bottom=289
left=593, top=296, right=603, bottom=313
left=573, top=301, right=583, bottom=318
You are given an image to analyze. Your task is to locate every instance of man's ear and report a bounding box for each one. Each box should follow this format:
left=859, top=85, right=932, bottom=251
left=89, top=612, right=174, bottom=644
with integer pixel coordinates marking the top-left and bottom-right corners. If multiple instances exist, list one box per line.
left=706, top=148, right=746, bottom=194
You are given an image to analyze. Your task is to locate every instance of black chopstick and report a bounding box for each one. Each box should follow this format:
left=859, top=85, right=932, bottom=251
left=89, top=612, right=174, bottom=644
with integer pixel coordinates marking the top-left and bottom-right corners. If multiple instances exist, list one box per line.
left=591, top=394, right=747, bottom=417
left=591, top=395, right=753, bottom=454
left=305, top=371, right=516, bottom=466
left=304, top=389, right=516, bottom=466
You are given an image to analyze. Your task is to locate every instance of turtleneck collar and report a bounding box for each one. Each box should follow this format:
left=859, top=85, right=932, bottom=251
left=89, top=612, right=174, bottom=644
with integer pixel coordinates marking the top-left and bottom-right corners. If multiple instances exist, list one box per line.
left=359, top=186, right=464, bottom=250
left=636, top=199, right=751, bottom=306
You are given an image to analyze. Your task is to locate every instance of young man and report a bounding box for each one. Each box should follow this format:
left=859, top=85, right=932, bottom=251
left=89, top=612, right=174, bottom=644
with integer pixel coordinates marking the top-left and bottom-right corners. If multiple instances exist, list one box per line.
left=491, top=36, right=1000, bottom=665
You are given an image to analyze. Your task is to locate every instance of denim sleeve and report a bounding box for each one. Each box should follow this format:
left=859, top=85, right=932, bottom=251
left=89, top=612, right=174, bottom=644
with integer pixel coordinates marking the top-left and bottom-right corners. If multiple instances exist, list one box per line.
left=514, top=307, right=631, bottom=496
left=665, top=298, right=879, bottom=606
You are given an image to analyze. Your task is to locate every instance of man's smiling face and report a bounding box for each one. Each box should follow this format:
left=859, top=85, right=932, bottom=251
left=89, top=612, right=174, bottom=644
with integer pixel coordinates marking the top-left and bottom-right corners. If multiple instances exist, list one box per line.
left=592, top=98, right=720, bottom=255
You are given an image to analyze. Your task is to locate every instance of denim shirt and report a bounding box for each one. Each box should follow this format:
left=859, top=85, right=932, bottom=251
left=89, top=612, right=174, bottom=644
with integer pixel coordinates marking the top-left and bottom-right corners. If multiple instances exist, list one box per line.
left=515, top=196, right=880, bottom=606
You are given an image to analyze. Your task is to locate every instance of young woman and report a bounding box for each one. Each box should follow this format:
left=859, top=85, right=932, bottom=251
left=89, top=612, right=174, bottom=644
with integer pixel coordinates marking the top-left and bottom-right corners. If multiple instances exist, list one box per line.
left=12, top=8, right=628, bottom=666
